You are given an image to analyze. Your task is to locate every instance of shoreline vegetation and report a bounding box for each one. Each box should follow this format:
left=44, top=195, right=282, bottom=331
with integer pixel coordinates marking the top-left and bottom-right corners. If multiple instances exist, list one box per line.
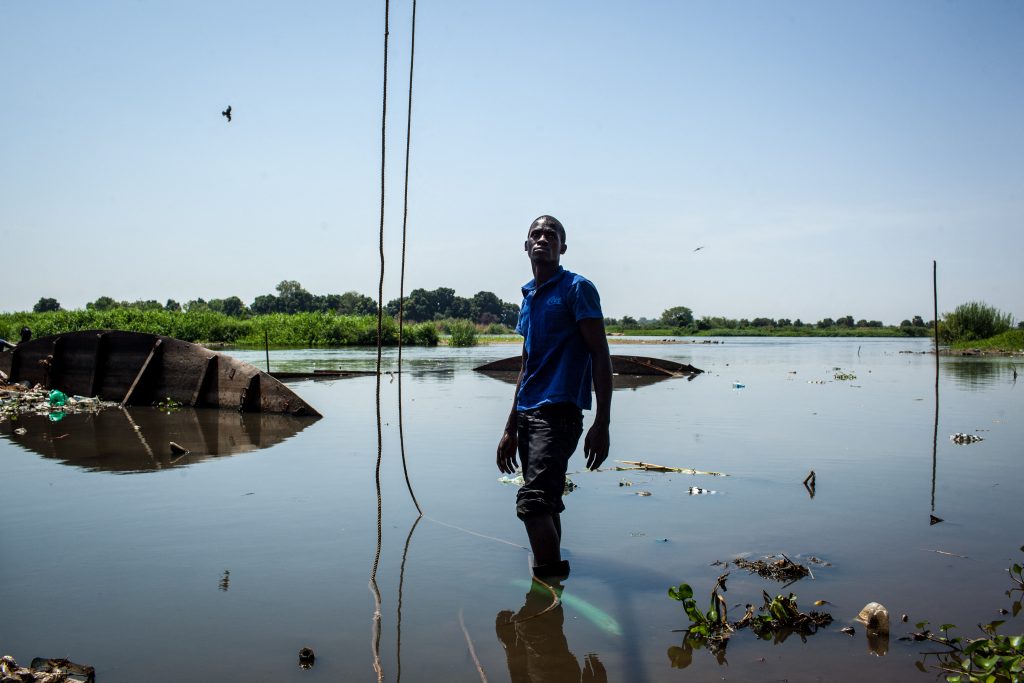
left=2, top=310, right=1022, bottom=354
left=5, top=288, right=1020, bottom=353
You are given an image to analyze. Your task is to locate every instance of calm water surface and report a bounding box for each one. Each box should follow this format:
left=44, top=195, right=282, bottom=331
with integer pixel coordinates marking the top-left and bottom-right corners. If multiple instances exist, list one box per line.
left=2, top=338, right=1021, bottom=682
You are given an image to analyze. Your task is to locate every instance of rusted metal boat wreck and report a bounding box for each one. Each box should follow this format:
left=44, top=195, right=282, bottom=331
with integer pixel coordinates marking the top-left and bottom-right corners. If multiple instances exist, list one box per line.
left=0, top=330, right=321, bottom=417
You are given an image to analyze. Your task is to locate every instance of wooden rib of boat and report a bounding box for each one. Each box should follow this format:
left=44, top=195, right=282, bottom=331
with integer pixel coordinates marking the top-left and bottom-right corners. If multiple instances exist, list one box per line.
left=0, top=330, right=321, bottom=417
left=474, top=355, right=703, bottom=377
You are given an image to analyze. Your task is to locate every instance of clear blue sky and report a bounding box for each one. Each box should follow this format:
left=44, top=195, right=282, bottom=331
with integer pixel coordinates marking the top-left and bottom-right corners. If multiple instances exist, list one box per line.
left=2, top=1, right=1021, bottom=324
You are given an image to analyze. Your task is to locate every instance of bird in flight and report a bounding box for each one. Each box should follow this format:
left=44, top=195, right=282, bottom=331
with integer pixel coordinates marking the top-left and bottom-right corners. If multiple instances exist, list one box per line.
left=222, top=106, right=232, bottom=122
left=693, top=245, right=705, bottom=252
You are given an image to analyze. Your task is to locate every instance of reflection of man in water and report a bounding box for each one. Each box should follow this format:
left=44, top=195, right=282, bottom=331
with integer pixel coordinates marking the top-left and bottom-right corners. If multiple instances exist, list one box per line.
left=496, top=578, right=607, bottom=683
left=496, top=215, right=613, bottom=578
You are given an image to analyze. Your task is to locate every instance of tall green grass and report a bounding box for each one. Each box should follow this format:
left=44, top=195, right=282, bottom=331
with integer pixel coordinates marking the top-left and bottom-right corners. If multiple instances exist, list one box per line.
left=0, top=310, right=439, bottom=347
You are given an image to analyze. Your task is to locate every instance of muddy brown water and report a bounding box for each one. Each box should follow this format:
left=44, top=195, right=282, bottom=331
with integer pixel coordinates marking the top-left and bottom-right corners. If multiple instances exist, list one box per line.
left=1, top=338, right=1020, bottom=682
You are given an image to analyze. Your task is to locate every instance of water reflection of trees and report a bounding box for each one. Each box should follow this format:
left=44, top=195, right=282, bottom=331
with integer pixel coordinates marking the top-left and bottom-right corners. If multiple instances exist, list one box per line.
left=943, top=360, right=1018, bottom=389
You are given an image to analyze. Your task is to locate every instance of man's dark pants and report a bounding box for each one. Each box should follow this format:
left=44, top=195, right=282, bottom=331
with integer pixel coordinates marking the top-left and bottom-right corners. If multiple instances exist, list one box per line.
left=515, top=402, right=584, bottom=521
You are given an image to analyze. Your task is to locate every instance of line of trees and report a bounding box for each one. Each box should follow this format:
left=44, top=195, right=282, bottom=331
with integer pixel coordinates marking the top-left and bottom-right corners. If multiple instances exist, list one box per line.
left=604, top=306, right=910, bottom=332
left=31, top=281, right=520, bottom=328
left=29, top=291, right=1020, bottom=341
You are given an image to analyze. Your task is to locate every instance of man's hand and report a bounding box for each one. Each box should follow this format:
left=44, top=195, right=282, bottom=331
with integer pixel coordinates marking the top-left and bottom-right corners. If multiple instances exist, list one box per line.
left=583, top=421, right=609, bottom=470
left=497, top=426, right=519, bottom=474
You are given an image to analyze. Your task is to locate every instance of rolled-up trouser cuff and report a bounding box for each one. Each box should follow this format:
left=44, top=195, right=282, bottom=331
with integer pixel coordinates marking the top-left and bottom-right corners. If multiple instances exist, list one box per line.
left=515, top=403, right=583, bottom=520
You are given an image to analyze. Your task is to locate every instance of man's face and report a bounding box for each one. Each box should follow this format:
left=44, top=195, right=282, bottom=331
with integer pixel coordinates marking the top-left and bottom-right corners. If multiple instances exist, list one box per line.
left=525, top=220, right=566, bottom=264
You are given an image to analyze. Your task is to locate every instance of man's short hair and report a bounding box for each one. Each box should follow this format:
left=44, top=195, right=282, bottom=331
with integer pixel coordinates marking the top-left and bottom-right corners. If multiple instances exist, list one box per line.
left=531, top=215, right=566, bottom=243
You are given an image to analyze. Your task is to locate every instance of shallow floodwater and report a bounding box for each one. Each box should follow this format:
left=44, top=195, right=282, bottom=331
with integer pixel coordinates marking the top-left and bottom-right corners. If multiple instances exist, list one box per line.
left=1, top=338, right=1021, bottom=682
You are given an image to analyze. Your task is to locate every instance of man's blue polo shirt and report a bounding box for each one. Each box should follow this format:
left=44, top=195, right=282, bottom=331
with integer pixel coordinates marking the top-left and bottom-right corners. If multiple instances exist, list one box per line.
left=515, top=266, right=603, bottom=411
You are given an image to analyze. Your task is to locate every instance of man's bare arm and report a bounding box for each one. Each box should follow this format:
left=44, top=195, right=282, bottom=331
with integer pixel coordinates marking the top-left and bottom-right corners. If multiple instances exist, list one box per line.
left=496, top=344, right=526, bottom=473
left=578, top=317, right=612, bottom=470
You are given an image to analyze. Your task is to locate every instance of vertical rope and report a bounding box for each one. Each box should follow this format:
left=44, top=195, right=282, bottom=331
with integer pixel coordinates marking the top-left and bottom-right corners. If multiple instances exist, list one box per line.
left=370, top=1, right=390, bottom=681
left=397, top=0, right=422, bottom=515
left=372, top=0, right=391, bottom=584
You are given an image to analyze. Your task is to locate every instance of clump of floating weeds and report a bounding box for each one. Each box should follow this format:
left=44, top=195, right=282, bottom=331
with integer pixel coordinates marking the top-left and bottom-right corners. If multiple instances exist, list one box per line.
left=729, top=554, right=811, bottom=584
left=833, top=367, right=857, bottom=381
left=907, top=547, right=1024, bottom=682
left=156, top=396, right=184, bottom=413
left=667, top=572, right=832, bottom=664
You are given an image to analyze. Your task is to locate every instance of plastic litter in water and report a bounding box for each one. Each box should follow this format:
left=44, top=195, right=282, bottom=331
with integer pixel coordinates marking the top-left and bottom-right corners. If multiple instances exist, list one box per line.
left=48, top=389, right=68, bottom=407
left=732, top=382, right=745, bottom=389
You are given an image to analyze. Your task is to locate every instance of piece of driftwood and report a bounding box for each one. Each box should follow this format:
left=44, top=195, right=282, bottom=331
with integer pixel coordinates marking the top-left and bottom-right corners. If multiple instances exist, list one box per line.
left=0, top=331, right=320, bottom=416
left=614, top=460, right=727, bottom=476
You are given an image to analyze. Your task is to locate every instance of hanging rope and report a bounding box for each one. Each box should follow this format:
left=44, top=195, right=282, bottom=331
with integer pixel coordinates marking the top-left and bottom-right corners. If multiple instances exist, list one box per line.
left=371, top=0, right=391, bottom=585
left=369, top=1, right=390, bottom=680
left=397, top=0, right=422, bottom=516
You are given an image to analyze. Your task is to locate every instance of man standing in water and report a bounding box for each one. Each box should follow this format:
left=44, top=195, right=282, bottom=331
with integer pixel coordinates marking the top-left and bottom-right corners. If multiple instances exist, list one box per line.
left=497, top=215, right=613, bottom=579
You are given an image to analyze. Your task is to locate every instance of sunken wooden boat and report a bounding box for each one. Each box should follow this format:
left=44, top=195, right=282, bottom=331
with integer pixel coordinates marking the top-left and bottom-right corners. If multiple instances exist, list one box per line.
left=474, top=355, right=702, bottom=389
left=0, top=330, right=321, bottom=417
left=0, top=406, right=318, bottom=473
left=474, top=355, right=703, bottom=377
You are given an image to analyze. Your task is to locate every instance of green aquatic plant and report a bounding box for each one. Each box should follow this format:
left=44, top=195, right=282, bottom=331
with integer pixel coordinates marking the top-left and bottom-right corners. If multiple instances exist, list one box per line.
left=156, top=396, right=184, bottom=413
left=750, top=591, right=832, bottom=642
left=668, top=579, right=729, bottom=639
left=668, top=574, right=832, bottom=665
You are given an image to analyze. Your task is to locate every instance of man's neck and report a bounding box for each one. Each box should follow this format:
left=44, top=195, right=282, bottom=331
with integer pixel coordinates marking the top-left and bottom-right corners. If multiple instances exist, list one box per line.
left=531, top=262, right=560, bottom=286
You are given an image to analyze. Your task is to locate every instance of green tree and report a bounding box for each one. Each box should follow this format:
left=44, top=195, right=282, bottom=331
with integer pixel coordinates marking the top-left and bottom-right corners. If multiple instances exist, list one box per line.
left=660, top=306, right=694, bottom=328
left=87, top=296, right=117, bottom=311
left=275, top=280, right=314, bottom=314
left=165, top=299, right=181, bottom=312
left=33, top=297, right=61, bottom=312
left=208, top=296, right=246, bottom=317
left=335, top=291, right=377, bottom=315
left=250, top=294, right=279, bottom=314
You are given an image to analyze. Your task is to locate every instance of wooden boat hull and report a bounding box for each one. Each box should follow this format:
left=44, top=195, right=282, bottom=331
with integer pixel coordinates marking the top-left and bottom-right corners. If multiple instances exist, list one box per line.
left=474, top=355, right=702, bottom=377
left=0, top=330, right=321, bottom=417
left=0, top=406, right=318, bottom=473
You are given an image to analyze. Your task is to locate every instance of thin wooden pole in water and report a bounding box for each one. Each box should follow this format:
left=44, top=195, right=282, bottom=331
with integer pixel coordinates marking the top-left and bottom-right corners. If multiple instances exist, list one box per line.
left=931, top=260, right=939, bottom=515
left=933, top=260, right=939, bottom=372
left=264, top=330, right=270, bottom=373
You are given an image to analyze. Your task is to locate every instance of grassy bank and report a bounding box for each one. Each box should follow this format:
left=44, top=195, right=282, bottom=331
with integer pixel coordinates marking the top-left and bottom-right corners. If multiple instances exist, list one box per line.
left=951, top=329, right=1024, bottom=353
left=0, top=310, right=439, bottom=347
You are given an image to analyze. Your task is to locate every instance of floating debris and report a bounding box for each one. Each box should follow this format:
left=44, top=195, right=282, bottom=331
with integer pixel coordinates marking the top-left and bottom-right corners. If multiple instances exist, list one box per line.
left=615, top=460, right=727, bottom=476
left=618, top=479, right=633, bottom=487
left=0, top=655, right=95, bottom=683
left=950, top=433, right=984, bottom=444
left=1, top=383, right=118, bottom=424
left=856, top=602, right=890, bottom=634
left=298, top=647, right=315, bottom=670
left=730, top=554, right=811, bottom=583
left=840, top=626, right=856, bottom=636
left=833, top=370, right=857, bottom=381
left=731, top=382, right=745, bottom=389
left=636, top=491, right=652, bottom=497
left=688, top=487, right=719, bottom=495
